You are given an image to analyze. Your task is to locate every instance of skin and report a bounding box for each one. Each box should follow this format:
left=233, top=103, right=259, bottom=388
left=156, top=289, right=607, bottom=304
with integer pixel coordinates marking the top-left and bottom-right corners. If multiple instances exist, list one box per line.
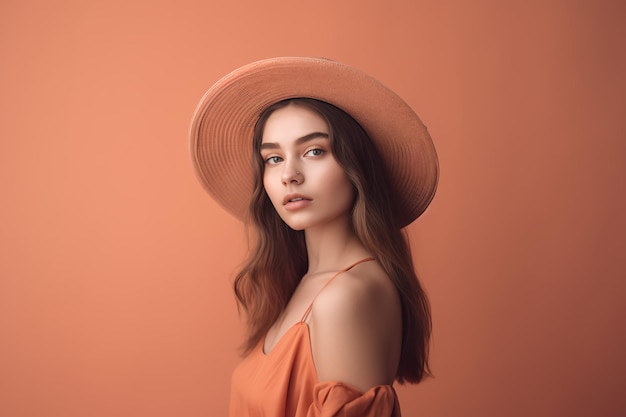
left=259, top=104, right=403, bottom=392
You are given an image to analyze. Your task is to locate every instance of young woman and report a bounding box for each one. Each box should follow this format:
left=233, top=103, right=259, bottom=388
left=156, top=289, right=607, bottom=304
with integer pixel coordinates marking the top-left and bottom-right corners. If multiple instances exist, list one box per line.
left=190, top=57, right=439, bottom=416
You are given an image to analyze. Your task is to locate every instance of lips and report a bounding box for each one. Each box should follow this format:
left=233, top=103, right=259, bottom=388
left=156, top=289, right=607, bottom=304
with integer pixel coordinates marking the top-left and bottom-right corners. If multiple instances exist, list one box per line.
left=282, top=193, right=312, bottom=206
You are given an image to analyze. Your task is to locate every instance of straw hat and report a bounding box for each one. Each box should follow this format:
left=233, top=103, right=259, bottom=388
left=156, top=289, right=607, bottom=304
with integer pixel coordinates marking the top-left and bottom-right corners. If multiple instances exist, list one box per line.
left=189, top=57, right=439, bottom=227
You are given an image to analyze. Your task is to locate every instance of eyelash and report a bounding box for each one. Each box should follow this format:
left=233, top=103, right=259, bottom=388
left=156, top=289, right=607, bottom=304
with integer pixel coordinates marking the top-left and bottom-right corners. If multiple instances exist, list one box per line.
left=305, top=147, right=325, bottom=157
left=265, top=156, right=282, bottom=165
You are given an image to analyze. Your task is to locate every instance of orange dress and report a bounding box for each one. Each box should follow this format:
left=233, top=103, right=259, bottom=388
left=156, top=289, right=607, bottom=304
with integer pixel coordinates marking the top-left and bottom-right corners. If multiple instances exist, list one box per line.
left=229, top=258, right=402, bottom=417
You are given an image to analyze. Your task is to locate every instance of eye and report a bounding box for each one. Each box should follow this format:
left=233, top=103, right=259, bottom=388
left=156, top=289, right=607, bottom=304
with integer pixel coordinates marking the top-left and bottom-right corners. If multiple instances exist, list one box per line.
left=264, top=155, right=283, bottom=165
left=305, top=148, right=325, bottom=157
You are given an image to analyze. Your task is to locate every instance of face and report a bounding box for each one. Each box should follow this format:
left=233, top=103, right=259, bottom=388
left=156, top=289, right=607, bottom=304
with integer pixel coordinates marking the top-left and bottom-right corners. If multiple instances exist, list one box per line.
left=260, top=104, right=355, bottom=232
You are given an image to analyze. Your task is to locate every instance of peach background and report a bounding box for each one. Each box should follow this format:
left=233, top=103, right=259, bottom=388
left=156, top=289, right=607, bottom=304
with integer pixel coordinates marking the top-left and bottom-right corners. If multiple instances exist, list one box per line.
left=1, top=0, right=625, bottom=416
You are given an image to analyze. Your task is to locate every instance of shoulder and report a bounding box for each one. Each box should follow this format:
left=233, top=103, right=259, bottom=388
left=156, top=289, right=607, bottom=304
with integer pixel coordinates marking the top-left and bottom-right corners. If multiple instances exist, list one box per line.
left=308, top=260, right=402, bottom=392
left=313, top=260, right=398, bottom=320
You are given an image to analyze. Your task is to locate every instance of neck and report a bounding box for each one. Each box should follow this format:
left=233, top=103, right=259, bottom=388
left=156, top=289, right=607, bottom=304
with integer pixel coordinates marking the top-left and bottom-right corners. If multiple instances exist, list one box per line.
left=303, top=214, right=371, bottom=274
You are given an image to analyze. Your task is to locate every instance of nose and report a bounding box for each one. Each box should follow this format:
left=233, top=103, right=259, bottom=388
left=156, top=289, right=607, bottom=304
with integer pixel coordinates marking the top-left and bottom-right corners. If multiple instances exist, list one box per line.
left=281, top=160, right=303, bottom=185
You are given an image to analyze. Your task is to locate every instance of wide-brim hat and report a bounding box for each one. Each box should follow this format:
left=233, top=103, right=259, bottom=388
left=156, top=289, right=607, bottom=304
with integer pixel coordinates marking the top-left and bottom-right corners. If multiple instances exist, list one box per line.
left=190, top=57, right=439, bottom=227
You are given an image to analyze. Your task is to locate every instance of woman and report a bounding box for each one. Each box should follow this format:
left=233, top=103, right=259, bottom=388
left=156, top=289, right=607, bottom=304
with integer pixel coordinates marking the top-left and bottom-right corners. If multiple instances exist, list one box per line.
left=190, top=57, right=439, bottom=416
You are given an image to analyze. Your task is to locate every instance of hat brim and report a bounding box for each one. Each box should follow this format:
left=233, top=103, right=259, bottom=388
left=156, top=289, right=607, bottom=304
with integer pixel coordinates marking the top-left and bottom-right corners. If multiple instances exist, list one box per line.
left=190, top=57, right=439, bottom=227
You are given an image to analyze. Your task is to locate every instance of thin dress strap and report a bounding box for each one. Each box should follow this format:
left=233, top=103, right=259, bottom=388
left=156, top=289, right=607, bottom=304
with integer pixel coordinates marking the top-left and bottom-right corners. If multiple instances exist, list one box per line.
left=299, top=257, right=376, bottom=323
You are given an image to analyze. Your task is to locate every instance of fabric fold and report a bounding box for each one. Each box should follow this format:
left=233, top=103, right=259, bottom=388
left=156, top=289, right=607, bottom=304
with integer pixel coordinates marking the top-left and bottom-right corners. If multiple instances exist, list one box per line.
left=307, top=381, right=401, bottom=417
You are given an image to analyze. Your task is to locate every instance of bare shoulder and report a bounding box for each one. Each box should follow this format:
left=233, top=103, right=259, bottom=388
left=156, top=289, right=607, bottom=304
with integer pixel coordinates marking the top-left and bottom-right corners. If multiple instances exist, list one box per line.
left=308, top=260, right=402, bottom=392
left=313, top=260, right=398, bottom=318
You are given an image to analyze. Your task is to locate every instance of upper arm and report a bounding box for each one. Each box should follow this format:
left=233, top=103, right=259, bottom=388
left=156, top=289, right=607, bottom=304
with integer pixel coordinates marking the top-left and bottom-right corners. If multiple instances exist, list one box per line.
left=307, top=267, right=402, bottom=393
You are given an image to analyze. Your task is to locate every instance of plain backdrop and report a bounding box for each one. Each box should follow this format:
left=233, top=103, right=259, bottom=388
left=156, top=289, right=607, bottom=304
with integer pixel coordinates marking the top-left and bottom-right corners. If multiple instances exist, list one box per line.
left=1, top=0, right=625, bottom=416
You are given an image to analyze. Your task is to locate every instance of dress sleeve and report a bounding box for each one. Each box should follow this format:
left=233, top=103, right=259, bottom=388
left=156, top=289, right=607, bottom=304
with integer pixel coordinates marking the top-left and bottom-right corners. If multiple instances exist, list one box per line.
left=306, top=381, right=401, bottom=417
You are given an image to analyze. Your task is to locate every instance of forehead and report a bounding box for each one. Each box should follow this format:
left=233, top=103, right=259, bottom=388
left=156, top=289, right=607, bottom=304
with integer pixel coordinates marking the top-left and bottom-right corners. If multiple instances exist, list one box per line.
left=261, top=104, right=329, bottom=143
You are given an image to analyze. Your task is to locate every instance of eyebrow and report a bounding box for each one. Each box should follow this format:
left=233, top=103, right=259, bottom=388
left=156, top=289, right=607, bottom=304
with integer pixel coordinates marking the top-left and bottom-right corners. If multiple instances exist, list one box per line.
left=260, top=132, right=329, bottom=150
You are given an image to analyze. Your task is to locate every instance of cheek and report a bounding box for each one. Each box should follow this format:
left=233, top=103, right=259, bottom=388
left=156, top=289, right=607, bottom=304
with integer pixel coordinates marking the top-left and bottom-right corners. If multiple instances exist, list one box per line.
left=262, top=172, right=280, bottom=204
left=262, top=175, right=272, bottom=198
left=329, top=170, right=355, bottom=205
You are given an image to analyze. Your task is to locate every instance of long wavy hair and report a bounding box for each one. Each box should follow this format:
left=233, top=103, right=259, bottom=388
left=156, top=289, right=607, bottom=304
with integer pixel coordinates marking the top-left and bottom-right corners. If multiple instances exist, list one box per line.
left=234, top=98, right=431, bottom=383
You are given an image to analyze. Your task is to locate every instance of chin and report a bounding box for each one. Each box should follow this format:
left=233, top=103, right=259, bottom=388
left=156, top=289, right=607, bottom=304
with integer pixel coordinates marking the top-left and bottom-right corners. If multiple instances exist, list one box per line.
left=281, top=219, right=308, bottom=231
left=279, top=213, right=350, bottom=233
left=277, top=213, right=314, bottom=231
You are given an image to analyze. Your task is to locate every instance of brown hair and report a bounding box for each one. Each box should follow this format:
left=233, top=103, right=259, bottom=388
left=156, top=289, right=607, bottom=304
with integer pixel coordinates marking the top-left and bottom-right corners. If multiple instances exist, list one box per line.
left=234, top=98, right=431, bottom=383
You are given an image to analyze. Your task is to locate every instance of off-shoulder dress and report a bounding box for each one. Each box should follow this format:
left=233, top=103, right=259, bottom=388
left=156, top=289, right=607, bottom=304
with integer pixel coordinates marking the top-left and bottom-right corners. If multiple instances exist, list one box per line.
left=229, top=258, right=401, bottom=417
